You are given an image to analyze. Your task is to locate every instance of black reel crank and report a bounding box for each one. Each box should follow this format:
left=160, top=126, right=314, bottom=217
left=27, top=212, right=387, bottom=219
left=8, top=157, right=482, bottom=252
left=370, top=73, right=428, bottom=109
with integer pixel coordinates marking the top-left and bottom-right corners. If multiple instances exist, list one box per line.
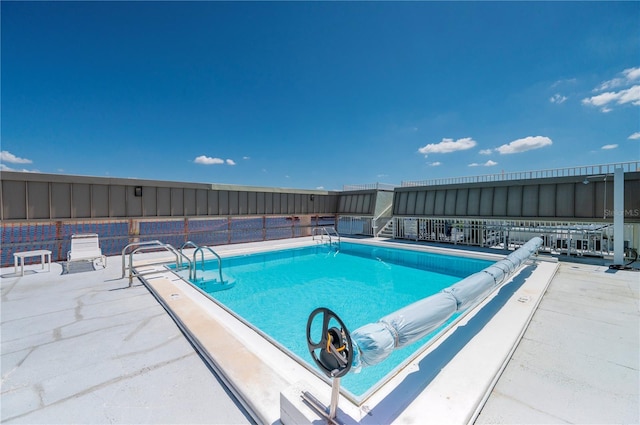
left=306, top=307, right=353, bottom=378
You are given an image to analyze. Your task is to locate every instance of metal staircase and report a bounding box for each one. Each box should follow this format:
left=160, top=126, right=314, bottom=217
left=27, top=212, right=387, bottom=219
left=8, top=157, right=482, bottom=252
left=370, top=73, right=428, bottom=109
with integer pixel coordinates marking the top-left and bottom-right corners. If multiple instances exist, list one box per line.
left=376, top=219, right=394, bottom=238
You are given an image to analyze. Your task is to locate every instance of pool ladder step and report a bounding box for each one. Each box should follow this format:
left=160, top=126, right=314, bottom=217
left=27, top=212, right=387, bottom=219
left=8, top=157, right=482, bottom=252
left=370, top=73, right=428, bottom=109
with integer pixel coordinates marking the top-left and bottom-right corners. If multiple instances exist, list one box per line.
left=312, top=226, right=341, bottom=251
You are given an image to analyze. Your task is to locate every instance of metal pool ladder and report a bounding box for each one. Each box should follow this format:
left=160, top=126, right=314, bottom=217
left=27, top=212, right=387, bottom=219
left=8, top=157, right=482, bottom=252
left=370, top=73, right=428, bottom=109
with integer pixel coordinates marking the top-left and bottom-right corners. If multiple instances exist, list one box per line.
left=312, top=226, right=341, bottom=251
left=191, top=245, right=224, bottom=283
left=121, top=240, right=192, bottom=287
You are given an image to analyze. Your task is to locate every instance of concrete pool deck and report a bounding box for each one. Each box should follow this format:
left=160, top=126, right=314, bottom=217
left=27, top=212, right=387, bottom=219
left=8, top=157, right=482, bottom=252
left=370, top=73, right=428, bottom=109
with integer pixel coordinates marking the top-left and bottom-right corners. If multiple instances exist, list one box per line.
left=1, top=237, right=638, bottom=424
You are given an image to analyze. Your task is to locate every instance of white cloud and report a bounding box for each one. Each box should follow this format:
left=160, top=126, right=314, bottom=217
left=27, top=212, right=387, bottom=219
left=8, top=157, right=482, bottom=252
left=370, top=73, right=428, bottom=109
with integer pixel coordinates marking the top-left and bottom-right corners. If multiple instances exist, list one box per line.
left=243, top=156, right=250, bottom=160
left=584, top=67, right=640, bottom=112
left=1, top=150, right=33, bottom=164
left=629, top=132, right=640, bottom=140
left=601, top=144, right=618, bottom=150
left=316, top=186, right=325, bottom=190
left=624, top=67, right=640, bottom=81
left=595, top=67, right=640, bottom=91
left=428, top=161, right=442, bottom=166
left=0, top=163, right=36, bottom=172
left=194, top=155, right=224, bottom=165
left=550, top=94, right=567, bottom=104
left=584, top=85, right=640, bottom=107
left=226, top=159, right=236, bottom=165
left=468, top=160, right=498, bottom=167
left=418, top=137, right=476, bottom=157
left=479, top=149, right=493, bottom=155
left=551, top=78, right=577, bottom=88
left=496, top=136, right=553, bottom=154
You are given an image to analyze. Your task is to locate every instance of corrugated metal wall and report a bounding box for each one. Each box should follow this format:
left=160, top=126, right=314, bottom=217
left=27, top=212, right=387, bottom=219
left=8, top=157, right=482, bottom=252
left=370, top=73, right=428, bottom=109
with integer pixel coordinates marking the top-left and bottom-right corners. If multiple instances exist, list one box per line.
left=393, top=173, right=640, bottom=222
left=0, top=172, right=340, bottom=220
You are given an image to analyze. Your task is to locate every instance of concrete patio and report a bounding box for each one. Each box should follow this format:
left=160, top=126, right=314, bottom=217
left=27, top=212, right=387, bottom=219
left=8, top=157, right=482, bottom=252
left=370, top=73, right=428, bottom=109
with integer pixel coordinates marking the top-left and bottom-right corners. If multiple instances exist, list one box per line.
left=1, top=240, right=638, bottom=424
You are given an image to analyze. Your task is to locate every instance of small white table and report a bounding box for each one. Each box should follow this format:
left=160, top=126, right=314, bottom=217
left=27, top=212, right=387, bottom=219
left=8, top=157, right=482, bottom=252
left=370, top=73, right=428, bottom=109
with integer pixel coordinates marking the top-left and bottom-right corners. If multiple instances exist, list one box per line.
left=13, top=250, right=52, bottom=276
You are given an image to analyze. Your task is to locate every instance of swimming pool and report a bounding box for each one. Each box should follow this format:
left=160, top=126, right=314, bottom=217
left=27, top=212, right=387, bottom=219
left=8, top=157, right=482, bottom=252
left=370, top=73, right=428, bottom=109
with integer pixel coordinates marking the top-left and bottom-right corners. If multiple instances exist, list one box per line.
left=174, top=241, right=492, bottom=397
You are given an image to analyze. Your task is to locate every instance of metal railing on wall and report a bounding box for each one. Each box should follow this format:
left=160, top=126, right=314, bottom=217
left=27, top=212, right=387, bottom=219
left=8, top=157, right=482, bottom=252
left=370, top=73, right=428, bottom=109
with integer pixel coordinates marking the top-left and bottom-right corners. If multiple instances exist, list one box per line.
left=0, top=215, right=336, bottom=267
left=401, top=161, right=640, bottom=187
left=392, top=216, right=635, bottom=258
left=336, top=216, right=374, bottom=236
left=342, top=183, right=398, bottom=191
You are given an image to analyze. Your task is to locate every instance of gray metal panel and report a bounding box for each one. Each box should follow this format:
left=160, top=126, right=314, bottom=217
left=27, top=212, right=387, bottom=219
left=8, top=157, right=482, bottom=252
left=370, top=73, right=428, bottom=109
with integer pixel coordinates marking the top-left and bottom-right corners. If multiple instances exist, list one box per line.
left=28, top=182, right=49, bottom=219
left=238, top=191, right=248, bottom=215
left=196, top=189, right=208, bottom=215
left=507, top=186, right=523, bottom=217
left=72, top=184, right=91, bottom=218
left=109, top=186, right=126, bottom=217
left=247, top=191, right=257, bottom=214
left=143, top=186, right=157, bottom=216
left=256, top=192, right=265, bottom=214
left=265, top=192, right=273, bottom=214
left=286, top=193, right=295, bottom=214
left=171, top=188, right=184, bottom=216
left=92, top=185, right=109, bottom=218
left=3, top=180, right=26, bottom=219
left=344, top=194, right=353, bottom=213
left=51, top=183, right=71, bottom=219
left=157, top=187, right=171, bottom=216
left=444, top=189, right=457, bottom=216
left=330, top=195, right=340, bottom=213
left=594, top=181, right=611, bottom=219
left=218, top=191, right=229, bottom=215
left=406, top=192, right=417, bottom=215
left=415, top=191, right=426, bottom=215
left=624, top=180, right=640, bottom=218
left=467, top=188, right=480, bottom=216
left=183, top=188, right=196, bottom=216
left=272, top=193, right=280, bottom=214
left=434, top=190, right=446, bottom=215
left=308, top=194, right=316, bottom=214
left=479, top=187, right=493, bottom=216
left=396, top=192, right=408, bottom=215
left=455, top=188, right=468, bottom=216
left=424, top=191, right=435, bottom=215
left=208, top=190, right=218, bottom=215
left=574, top=182, right=594, bottom=218
left=338, top=195, right=347, bottom=213
left=492, top=187, right=507, bottom=217
left=555, top=183, right=574, bottom=217
left=364, top=193, right=373, bottom=214
left=295, top=194, right=303, bottom=214
left=538, top=184, right=556, bottom=217
left=127, top=186, right=143, bottom=218
left=522, top=185, right=539, bottom=217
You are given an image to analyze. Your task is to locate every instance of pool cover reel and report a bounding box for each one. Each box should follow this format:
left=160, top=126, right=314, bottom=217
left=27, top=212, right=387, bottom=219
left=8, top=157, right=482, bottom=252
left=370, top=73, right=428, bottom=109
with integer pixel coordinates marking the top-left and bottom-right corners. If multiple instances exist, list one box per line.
left=350, top=236, right=543, bottom=371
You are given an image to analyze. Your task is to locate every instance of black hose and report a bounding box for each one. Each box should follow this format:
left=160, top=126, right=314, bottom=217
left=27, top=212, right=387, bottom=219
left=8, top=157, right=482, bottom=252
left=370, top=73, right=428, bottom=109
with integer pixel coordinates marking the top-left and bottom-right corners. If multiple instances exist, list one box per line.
left=608, top=248, right=639, bottom=271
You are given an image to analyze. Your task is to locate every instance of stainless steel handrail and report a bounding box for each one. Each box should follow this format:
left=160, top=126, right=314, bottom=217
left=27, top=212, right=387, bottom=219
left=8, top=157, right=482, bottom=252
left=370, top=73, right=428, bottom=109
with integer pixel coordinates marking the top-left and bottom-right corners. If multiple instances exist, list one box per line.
left=312, top=226, right=340, bottom=249
left=121, top=240, right=192, bottom=287
left=192, top=246, right=224, bottom=283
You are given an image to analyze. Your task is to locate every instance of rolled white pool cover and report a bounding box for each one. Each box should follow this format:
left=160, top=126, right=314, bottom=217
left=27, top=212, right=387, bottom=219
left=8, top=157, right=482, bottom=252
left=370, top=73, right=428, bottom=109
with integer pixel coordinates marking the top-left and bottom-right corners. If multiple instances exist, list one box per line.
left=351, top=236, right=543, bottom=370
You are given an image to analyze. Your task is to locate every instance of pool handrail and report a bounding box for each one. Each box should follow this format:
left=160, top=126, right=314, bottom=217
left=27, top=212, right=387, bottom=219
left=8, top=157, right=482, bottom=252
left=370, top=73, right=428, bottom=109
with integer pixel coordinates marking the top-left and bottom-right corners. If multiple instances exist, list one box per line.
left=192, top=245, right=224, bottom=284
left=312, top=226, right=341, bottom=249
left=120, top=240, right=192, bottom=287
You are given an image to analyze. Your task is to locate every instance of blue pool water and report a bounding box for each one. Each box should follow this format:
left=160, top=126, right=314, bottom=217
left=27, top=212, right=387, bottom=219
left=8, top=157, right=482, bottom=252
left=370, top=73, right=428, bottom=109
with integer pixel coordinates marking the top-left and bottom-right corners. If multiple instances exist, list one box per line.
left=179, top=242, right=491, bottom=397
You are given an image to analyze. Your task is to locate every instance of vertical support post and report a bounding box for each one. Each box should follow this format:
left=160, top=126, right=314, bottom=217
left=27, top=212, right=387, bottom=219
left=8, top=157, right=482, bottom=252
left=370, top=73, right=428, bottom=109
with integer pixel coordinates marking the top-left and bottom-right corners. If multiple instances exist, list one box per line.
left=613, top=167, right=624, bottom=265
left=329, top=377, right=340, bottom=420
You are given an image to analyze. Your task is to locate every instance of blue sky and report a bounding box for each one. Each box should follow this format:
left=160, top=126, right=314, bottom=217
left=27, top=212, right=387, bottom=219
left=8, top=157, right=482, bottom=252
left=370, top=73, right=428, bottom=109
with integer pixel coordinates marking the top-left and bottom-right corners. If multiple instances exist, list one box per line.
left=2, top=1, right=639, bottom=190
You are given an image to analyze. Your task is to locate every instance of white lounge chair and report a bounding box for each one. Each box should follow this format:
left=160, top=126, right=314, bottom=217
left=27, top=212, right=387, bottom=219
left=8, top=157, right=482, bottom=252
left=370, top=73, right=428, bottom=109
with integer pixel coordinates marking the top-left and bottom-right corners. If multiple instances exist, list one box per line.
left=67, top=233, right=107, bottom=269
